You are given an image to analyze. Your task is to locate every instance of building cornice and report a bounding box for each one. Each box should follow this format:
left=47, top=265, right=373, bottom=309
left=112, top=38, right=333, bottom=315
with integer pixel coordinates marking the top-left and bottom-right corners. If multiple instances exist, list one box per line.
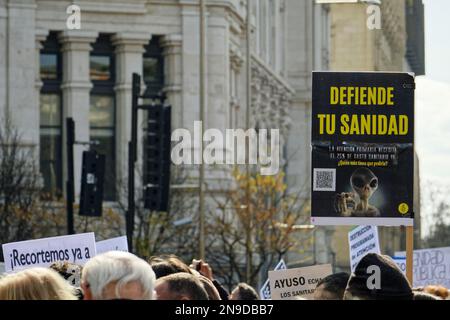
left=58, top=30, right=99, bottom=43
left=73, top=1, right=146, bottom=15
left=112, top=32, right=152, bottom=53
left=178, top=0, right=245, bottom=33
left=7, top=1, right=37, bottom=10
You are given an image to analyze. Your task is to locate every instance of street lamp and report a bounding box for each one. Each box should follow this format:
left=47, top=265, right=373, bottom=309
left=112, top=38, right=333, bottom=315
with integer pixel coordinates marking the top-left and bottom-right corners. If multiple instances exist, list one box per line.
left=199, top=0, right=207, bottom=261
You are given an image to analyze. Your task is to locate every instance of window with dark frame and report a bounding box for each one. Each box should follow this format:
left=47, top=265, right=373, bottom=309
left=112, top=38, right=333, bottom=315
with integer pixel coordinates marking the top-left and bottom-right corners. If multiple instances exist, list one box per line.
left=40, top=31, right=63, bottom=198
left=89, top=34, right=116, bottom=201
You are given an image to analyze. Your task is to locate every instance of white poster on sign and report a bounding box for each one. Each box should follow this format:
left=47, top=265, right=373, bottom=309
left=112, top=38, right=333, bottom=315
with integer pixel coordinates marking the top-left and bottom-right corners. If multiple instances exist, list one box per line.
left=260, top=259, right=287, bottom=300
left=96, top=236, right=128, bottom=254
left=2, top=233, right=96, bottom=273
left=348, top=225, right=380, bottom=272
left=392, top=256, right=407, bottom=274
left=268, top=264, right=332, bottom=300
left=395, top=247, right=450, bottom=288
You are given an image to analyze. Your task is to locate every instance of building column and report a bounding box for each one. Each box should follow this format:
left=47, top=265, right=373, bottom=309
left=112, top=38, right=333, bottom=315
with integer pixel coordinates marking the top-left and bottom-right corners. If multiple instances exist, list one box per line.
left=229, top=43, right=243, bottom=129
left=250, top=65, right=262, bottom=128
left=34, top=29, right=49, bottom=167
left=112, top=32, right=151, bottom=200
left=35, top=29, right=48, bottom=94
left=206, top=14, right=229, bottom=132
left=181, top=4, right=201, bottom=130
left=207, top=13, right=233, bottom=188
left=161, top=34, right=183, bottom=130
left=59, top=30, right=98, bottom=197
left=6, top=0, right=38, bottom=146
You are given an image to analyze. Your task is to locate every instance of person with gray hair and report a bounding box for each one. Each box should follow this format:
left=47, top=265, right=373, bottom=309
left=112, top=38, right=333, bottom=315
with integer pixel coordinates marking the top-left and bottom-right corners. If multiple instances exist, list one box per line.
left=81, top=251, right=156, bottom=300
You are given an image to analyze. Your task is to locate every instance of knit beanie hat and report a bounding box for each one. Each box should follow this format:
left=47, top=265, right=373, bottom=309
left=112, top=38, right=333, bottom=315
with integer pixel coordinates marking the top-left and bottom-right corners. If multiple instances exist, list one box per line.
left=346, top=253, right=413, bottom=300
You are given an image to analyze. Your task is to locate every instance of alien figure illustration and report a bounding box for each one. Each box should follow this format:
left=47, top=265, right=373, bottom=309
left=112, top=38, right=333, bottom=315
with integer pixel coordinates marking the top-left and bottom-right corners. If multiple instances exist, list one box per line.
left=335, top=168, right=380, bottom=217
left=350, top=168, right=380, bottom=217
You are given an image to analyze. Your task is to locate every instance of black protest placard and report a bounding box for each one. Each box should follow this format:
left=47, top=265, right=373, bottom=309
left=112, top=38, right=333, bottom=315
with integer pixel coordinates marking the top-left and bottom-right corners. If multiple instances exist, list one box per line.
left=311, top=72, right=415, bottom=226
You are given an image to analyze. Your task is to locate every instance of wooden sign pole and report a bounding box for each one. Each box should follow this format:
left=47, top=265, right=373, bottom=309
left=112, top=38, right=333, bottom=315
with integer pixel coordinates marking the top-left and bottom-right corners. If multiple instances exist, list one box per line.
left=406, top=226, right=414, bottom=285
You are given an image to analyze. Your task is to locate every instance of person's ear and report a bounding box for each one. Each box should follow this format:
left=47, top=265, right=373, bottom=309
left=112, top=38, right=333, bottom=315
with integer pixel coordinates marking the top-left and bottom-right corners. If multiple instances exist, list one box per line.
left=81, top=282, right=93, bottom=300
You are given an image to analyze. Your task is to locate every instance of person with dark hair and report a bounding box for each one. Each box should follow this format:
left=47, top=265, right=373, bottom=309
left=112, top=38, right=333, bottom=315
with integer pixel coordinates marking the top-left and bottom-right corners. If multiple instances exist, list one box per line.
left=190, top=259, right=230, bottom=300
left=149, top=255, right=193, bottom=278
left=229, top=283, right=259, bottom=300
left=155, top=273, right=209, bottom=300
left=149, top=255, right=228, bottom=300
left=313, top=272, right=350, bottom=300
left=344, top=253, right=413, bottom=300
left=149, top=263, right=176, bottom=279
left=197, top=275, right=221, bottom=300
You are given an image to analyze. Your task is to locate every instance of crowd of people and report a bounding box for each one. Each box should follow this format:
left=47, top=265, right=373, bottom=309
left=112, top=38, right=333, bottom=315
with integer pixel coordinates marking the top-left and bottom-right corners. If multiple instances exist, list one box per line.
left=0, top=251, right=448, bottom=300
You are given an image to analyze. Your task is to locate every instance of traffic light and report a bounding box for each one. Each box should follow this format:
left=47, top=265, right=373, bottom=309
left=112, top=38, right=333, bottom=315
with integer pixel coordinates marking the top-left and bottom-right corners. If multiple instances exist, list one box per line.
left=79, top=150, right=105, bottom=217
left=143, top=105, right=171, bottom=211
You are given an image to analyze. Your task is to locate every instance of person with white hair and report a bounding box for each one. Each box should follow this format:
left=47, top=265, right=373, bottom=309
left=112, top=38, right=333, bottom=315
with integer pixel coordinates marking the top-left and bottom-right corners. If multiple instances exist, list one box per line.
left=81, top=251, right=156, bottom=300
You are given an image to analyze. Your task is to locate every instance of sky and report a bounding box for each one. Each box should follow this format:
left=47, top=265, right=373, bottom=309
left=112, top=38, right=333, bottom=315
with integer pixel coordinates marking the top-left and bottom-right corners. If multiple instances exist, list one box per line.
left=415, top=0, right=450, bottom=233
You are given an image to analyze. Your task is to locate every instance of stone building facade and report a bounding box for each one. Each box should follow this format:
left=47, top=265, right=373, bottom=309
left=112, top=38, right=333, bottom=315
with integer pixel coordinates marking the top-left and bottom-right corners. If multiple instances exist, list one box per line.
left=284, top=0, right=332, bottom=267
left=0, top=0, right=299, bottom=198
left=0, top=0, right=328, bottom=260
left=329, top=1, right=406, bottom=72
left=0, top=0, right=425, bottom=277
left=327, top=0, right=424, bottom=272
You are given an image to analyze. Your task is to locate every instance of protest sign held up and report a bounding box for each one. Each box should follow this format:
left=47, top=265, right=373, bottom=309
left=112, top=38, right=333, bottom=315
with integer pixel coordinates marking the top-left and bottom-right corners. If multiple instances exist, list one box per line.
left=311, top=72, right=415, bottom=227
left=392, top=256, right=407, bottom=274
left=2, top=233, right=97, bottom=273
left=348, top=225, right=380, bottom=272
left=260, top=259, right=287, bottom=300
left=269, top=264, right=332, bottom=300
left=96, top=236, right=129, bottom=254
left=396, top=247, right=450, bottom=288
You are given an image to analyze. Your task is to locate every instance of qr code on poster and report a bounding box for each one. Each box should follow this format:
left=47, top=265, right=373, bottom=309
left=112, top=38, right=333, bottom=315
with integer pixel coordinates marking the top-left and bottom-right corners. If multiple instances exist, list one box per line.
left=313, top=168, right=336, bottom=192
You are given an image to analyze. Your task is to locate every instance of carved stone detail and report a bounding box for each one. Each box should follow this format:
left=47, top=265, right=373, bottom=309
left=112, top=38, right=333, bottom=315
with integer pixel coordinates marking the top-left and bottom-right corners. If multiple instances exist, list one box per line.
left=249, top=59, right=292, bottom=138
